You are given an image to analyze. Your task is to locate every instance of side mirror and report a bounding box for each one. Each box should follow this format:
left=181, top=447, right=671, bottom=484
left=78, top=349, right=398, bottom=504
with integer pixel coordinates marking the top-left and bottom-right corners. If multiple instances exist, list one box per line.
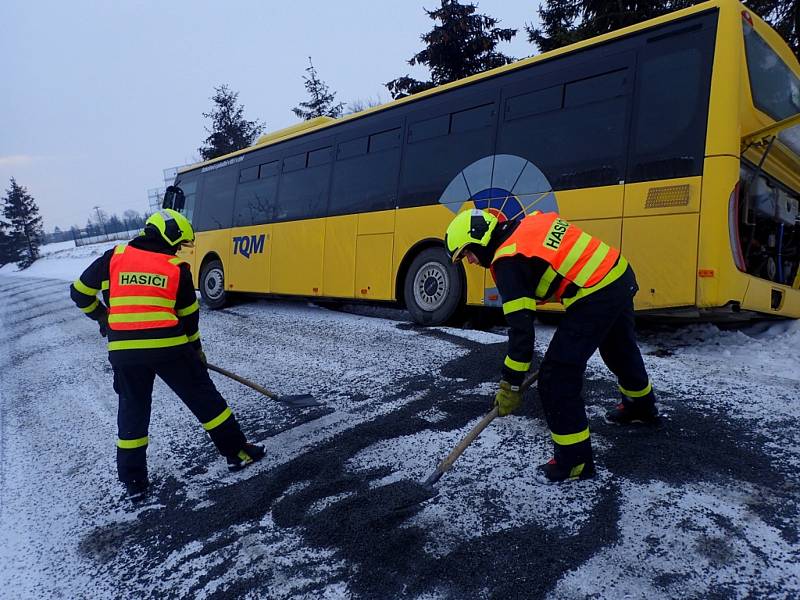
left=163, top=185, right=186, bottom=211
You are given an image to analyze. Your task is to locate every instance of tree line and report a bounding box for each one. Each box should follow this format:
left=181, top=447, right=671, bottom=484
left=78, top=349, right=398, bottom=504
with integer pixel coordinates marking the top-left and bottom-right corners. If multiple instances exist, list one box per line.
left=199, top=0, right=800, bottom=160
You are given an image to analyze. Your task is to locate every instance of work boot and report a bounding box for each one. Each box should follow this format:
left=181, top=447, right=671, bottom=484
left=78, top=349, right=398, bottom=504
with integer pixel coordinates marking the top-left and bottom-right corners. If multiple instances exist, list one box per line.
left=227, top=443, right=266, bottom=472
left=604, top=400, right=659, bottom=426
left=537, top=458, right=596, bottom=483
left=124, top=478, right=149, bottom=503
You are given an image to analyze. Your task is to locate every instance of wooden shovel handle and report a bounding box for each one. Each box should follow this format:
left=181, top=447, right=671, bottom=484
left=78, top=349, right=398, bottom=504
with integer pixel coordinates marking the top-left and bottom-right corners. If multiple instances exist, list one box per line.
left=207, top=362, right=278, bottom=399
left=425, top=370, right=539, bottom=485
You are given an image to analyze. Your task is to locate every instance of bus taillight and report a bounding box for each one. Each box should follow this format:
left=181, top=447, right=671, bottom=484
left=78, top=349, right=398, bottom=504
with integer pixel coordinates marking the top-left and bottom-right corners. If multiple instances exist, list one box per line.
left=728, top=181, right=746, bottom=272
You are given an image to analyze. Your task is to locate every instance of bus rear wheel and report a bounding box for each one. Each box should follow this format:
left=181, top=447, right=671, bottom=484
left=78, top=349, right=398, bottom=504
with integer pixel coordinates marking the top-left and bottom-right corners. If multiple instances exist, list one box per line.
left=199, top=259, right=228, bottom=309
left=403, top=247, right=464, bottom=325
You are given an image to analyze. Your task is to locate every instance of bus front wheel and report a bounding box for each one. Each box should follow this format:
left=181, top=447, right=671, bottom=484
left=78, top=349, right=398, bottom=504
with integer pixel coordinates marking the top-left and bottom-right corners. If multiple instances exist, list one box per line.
left=199, top=259, right=228, bottom=309
left=403, top=247, right=464, bottom=325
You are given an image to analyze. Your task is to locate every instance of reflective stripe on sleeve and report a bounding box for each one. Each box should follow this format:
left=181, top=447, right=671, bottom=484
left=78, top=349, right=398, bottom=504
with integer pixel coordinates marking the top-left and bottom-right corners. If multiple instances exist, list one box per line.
left=619, top=380, right=652, bottom=398
left=534, top=266, right=559, bottom=299
left=551, top=427, right=590, bottom=446
left=187, top=331, right=200, bottom=343
left=73, top=279, right=99, bottom=296
left=202, top=407, right=232, bottom=431
left=107, top=335, right=189, bottom=351
left=503, top=355, right=531, bottom=372
left=176, top=300, right=200, bottom=317
left=117, top=436, right=148, bottom=449
left=80, top=299, right=99, bottom=313
left=101, top=280, right=110, bottom=290
left=502, top=297, right=536, bottom=315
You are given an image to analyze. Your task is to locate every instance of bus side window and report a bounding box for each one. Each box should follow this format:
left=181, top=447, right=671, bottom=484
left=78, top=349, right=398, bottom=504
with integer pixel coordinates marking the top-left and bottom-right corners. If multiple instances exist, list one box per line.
left=330, top=128, right=402, bottom=216
left=399, top=95, right=498, bottom=208
left=628, top=29, right=714, bottom=183
left=498, top=65, right=631, bottom=191
left=234, top=162, right=278, bottom=227
left=275, top=146, right=332, bottom=222
left=193, top=168, right=235, bottom=232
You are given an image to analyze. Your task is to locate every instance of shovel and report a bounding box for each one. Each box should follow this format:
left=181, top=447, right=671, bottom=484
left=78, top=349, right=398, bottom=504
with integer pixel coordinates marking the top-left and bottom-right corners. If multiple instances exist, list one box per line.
left=207, top=362, right=321, bottom=408
left=389, top=370, right=540, bottom=514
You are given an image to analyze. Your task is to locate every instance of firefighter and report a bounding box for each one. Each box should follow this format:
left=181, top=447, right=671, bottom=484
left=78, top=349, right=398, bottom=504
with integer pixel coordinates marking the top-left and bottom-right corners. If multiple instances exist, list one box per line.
left=444, top=209, right=659, bottom=483
left=70, top=209, right=264, bottom=502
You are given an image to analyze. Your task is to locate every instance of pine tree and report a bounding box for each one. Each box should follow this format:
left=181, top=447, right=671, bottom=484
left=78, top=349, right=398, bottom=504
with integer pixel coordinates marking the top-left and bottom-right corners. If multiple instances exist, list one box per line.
left=528, top=1, right=799, bottom=58
left=386, top=0, right=517, bottom=99
left=198, top=85, right=265, bottom=161
left=745, top=0, right=800, bottom=56
left=292, top=57, right=345, bottom=120
left=2, top=178, right=44, bottom=269
left=0, top=219, right=15, bottom=266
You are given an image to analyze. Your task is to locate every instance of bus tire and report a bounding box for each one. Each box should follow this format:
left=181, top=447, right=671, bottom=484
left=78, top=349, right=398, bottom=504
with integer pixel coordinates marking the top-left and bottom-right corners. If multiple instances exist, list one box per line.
left=403, top=247, right=464, bottom=326
left=199, top=259, right=228, bottom=309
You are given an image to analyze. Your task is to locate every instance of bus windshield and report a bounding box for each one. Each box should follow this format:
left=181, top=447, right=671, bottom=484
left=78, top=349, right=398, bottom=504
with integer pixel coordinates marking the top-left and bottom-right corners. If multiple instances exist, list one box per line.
left=743, top=20, right=800, bottom=155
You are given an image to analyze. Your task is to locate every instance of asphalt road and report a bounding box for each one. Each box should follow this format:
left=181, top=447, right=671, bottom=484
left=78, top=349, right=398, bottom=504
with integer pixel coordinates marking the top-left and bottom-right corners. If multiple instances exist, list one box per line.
left=1, top=275, right=798, bottom=599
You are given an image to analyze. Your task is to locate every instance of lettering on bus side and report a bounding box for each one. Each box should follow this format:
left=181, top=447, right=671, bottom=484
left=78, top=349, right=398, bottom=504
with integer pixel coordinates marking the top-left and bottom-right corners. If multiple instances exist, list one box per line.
left=233, top=234, right=266, bottom=259
left=543, top=218, right=569, bottom=250
left=118, top=272, right=168, bottom=288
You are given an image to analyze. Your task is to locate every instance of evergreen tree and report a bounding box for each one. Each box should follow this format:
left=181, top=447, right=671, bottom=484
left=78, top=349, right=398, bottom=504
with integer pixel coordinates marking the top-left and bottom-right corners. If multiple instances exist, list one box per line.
left=2, top=178, right=44, bottom=269
left=386, top=0, right=517, bottom=99
left=292, top=57, right=345, bottom=120
left=528, top=1, right=799, bottom=58
left=198, top=84, right=265, bottom=161
left=0, top=219, right=15, bottom=266
left=745, top=0, right=800, bottom=56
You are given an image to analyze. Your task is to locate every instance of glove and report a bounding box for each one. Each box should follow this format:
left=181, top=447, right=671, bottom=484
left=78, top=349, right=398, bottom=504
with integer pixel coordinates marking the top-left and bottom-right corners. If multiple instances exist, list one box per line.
left=494, top=380, right=521, bottom=417
left=197, top=349, right=207, bottom=366
left=97, top=311, right=108, bottom=338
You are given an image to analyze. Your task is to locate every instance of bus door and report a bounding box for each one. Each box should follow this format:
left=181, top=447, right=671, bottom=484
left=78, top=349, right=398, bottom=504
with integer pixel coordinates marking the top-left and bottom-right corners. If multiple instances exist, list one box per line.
left=355, top=210, right=395, bottom=299
left=227, top=162, right=278, bottom=294
left=621, top=21, right=715, bottom=310
left=270, top=144, right=332, bottom=297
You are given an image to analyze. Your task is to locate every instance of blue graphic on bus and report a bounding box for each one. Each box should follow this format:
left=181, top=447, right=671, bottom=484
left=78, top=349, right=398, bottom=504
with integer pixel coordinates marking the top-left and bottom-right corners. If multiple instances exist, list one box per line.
left=233, top=234, right=265, bottom=258
left=471, top=187, right=526, bottom=223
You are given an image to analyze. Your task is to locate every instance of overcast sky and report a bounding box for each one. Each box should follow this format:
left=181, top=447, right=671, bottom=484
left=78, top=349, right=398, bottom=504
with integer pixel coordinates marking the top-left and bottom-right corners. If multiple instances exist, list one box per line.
left=2, top=1, right=540, bottom=230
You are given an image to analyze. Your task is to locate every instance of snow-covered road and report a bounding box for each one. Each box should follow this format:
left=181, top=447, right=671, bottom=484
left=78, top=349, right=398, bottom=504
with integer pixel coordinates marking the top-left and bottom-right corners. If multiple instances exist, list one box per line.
left=0, top=244, right=799, bottom=599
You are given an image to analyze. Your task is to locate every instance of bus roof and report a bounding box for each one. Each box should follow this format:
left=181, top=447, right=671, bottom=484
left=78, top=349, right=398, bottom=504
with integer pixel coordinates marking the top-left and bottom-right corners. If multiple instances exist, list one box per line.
left=178, top=0, right=742, bottom=176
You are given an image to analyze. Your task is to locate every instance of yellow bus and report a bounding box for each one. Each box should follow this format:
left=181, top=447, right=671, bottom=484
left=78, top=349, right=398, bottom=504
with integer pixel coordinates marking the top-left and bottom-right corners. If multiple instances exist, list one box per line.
left=166, top=0, right=800, bottom=325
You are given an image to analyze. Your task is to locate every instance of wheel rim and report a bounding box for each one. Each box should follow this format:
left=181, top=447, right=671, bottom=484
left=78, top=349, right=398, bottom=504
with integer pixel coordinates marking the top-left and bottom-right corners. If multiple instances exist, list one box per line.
left=204, top=267, right=225, bottom=301
left=412, top=261, right=449, bottom=312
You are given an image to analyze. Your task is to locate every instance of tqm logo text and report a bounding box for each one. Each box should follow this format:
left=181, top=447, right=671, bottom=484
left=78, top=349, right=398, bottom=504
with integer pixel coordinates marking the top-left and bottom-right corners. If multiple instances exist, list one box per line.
left=232, top=234, right=266, bottom=258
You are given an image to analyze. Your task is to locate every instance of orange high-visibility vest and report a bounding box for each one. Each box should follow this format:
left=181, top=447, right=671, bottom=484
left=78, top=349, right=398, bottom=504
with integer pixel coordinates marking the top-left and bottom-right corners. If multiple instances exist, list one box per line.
left=491, top=212, right=622, bottom=304
left=108, top=245, right=182, bottom=331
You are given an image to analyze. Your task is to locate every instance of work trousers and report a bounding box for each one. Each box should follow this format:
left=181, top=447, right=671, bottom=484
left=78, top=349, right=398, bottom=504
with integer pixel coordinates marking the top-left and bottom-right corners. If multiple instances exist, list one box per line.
left=538, top=266, right=653, bottom=465
left=112, top=346, right=246, bottom=484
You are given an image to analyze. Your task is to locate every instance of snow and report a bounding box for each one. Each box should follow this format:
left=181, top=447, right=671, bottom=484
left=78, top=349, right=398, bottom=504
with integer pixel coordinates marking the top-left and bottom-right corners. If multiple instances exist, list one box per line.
left=1, top=240, right=799, bottom=599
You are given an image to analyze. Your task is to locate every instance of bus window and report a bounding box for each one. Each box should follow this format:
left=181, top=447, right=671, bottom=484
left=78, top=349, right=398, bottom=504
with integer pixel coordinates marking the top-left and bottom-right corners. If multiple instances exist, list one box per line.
left=234, top=175, right=278, bottom=227
left=498, top=65, right=631, bottom=191
left=259, top=161, right=279, bottom=178
left=194, top=168, right=235, bottom=231
left=629, top=29, right=713, bottom=182
left=368, top=128, right=401, bottom=152
left=505, top=86, right=563, bottom=121
left=174, top=178, right=198, bottom=222
left=275, top=149, right=331, bottom=222
left=330, top=129, right=401, bottom=216
left=400, top=97, right=497, bottom=207
left=338, top=136, right=368, bottom=159
left=239, top=166, right=258, bottom=183
left=743, top=21, right=800, bottom=155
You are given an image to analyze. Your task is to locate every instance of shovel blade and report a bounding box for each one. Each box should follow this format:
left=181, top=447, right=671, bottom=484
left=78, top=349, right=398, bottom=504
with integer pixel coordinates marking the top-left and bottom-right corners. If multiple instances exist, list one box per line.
left=277, top=393, right=321, bottom=408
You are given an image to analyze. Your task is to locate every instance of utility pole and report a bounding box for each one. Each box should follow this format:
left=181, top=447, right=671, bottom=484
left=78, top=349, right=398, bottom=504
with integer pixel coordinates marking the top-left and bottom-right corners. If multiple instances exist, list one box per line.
left=93, top=205, right=107, bottom=237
